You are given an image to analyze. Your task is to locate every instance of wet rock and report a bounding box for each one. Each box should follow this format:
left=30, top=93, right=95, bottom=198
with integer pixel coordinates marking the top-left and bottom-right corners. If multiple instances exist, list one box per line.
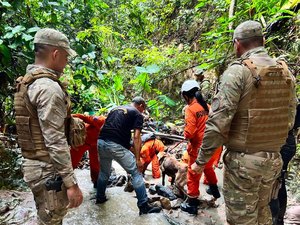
left=115, top=175, right=126, bottom=186
left=285, top=205, right=300, bottom=224
left=170, top=198, right=184, bottom=209
left=0, top=204, right=9, bottom=215
left=149, top=185, right=156, bottom=195
left=124, top=176, right=134, bottom=192
left=160, top=197, right=171, bottom=210
left=155, top=184, right=177, bottom=200
left=148, top=196, right=160, bottom=203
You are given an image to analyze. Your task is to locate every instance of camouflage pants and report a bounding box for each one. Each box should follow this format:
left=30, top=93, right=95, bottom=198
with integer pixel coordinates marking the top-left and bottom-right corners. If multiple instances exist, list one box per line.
left=223, top=151, right=282, bottom=225
left=22, top=159, right=68, bottom=225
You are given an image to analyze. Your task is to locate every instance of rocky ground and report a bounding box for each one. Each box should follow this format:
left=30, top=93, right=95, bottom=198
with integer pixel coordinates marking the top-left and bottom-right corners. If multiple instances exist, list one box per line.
left=1, top=159, right=300, bottom=225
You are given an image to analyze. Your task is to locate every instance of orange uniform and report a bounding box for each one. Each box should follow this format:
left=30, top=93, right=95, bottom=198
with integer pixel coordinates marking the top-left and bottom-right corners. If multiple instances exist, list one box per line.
left=70, top=114, right=106, bottom=184
left=140, top=139, right=165, bottom=178
left=184, top=99, right=222, bottom=198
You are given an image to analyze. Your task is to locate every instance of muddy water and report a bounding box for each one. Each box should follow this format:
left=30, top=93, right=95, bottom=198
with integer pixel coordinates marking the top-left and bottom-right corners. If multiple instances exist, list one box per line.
left=64, top=162, right=170, bottom=225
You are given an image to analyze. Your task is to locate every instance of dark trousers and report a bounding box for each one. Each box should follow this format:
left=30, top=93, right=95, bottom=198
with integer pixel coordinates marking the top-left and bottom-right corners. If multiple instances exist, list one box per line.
left=269, top=130, right=296, bottom=225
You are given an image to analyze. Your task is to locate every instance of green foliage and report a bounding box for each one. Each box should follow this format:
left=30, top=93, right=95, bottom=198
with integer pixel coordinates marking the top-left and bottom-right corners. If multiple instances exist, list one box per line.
left=0, top=0, right=298, bottom=125
left=0, top=146, right=25, bottom=190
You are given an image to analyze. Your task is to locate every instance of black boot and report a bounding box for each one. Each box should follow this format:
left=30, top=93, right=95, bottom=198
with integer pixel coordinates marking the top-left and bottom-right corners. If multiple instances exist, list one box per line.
left=206, top=184, right=221, bottom=199
left=95, top=196, right=108, bottom=204
left=180, top=197, right=199, bottom=215
left=139, top=202, right=162, bottom=215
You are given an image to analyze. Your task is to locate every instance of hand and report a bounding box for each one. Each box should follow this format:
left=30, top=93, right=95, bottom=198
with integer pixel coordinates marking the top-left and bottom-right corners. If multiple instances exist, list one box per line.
left=136, top=159, right=143, bottom=173
left=66, top=184, right=83, bottom=208
left=191, top=162, right=203, bottom=174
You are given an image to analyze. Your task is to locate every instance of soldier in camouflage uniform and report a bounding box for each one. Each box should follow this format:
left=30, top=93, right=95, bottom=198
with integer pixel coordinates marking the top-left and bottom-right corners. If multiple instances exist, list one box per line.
left=14, top=28, right=83, bottom=225
left=194, top=68, right=213, bottom=103
left=191, top=20, right=297, bottom=225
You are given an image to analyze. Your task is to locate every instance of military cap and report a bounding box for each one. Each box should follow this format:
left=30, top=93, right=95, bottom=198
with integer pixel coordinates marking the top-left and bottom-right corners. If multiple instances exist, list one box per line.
left=194, top=68, right=204, bottom=76
left=34, top=28, right=77, bottom=57
left=233, top=20, right=263, bottom=40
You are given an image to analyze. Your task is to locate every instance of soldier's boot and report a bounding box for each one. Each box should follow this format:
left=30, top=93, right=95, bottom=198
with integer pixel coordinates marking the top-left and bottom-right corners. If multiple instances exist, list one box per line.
left=139, top=202, right=162, bottom=215
left=206, top=184, right=221, bottom=199
left=180, top=197, right=199, bottom=215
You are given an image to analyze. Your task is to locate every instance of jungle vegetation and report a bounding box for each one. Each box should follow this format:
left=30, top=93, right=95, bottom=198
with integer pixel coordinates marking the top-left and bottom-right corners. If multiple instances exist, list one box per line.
left=0, top=0, right=299, bottom=123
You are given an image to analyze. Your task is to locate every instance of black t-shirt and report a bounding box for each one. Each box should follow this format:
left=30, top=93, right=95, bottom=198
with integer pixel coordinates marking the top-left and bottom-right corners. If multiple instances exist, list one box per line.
left=99, top=105, right=143, bottom=149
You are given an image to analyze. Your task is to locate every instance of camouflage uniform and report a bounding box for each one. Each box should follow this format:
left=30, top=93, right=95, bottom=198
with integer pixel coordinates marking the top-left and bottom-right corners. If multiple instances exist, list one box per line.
left=200, top=79, right=212, bottom=103
left=14, top=29, right=77, bottom=225
left=195, top=21, right=297, bottom=225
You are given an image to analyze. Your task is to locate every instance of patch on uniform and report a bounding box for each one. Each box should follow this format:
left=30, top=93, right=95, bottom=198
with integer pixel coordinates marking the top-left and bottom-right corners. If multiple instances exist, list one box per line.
left=211, top=98, right=220, bottom=112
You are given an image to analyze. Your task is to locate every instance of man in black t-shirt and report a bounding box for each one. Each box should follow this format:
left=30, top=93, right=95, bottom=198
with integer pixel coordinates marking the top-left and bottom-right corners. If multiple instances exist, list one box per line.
left=96, top=97, right=161, bottom=215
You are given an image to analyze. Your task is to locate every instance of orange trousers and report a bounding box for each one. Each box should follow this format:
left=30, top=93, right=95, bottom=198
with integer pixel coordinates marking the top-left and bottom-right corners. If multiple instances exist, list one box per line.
left=141, top=154, right=160, bottom=178
left=187, top=146, right=222, bottom=198
left=70, top=144, right=99, bottom=183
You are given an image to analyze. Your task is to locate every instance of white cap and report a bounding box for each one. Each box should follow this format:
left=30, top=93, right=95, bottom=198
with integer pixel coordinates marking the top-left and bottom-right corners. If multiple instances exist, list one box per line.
left=181, top=80, right=200, bottom=93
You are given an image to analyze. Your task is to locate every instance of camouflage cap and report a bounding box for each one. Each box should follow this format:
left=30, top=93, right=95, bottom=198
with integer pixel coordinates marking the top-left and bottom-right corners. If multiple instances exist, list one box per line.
left=233, top=20, right=263, bottom=40
left=194, top=68, right=204, bottom=76
left=34, top=28, right=77, bottom=57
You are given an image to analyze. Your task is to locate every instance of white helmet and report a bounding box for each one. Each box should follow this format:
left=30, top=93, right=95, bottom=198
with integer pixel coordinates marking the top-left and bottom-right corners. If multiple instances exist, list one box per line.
left=181, top=80, right=200, bottom=93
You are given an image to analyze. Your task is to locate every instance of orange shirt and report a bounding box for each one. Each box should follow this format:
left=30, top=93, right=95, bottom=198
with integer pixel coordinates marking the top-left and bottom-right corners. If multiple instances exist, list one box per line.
left=184, top=99, right=209, bottom=147
left=72, top=114, right=106, bottom=146
left=140, top=139, right=165, bottom=163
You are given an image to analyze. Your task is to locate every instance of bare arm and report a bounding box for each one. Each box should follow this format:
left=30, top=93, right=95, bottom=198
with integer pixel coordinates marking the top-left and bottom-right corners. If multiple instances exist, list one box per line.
left=133, top=128, right=143, bottom=172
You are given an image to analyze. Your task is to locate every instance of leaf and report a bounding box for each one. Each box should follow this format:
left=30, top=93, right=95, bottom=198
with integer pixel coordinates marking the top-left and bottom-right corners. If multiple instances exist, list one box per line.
left=96, top=70, right=106, bottom=80
left=3, top=32, right=13, bottom=39
left=0, top=40, right=3, bottom=45
left=135, top=64, right=160, bottom=74
left=12, top=25, right=26, bottom=35
left=135, top=66, right=148, bottom=73
left=87, top=51, right=96, bottom=59
left=22, top=33, right=33, bottom=41
left=73, top=74, right=83, bottom=80
left=157, top=95, right=176, bottom=107
left=73, top=8, right=80, bottom=13
left=0, top=44, right=12, bottom=64
left=1, top=1, right=11, bottom=7
left=145, top=64, right=160, bottom=74
left=48, top=1, right=59, bottom=6
left=113, top=75, right=123, bottom=91
left=27, top=27, right=40, bottom=33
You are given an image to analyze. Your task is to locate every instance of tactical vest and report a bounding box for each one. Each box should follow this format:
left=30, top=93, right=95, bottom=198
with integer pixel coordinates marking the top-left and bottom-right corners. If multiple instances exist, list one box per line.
left=228, top=59, right=292, bottom=153
left=14, top=69, right=70, bottom=161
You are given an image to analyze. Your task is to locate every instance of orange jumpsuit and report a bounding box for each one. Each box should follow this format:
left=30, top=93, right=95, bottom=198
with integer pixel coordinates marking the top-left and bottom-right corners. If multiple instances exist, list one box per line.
left=184, top=99, right=222, bottom=198
left=140, top=139, right=165, bottom=178
left=70, top=114, right=105, bottom=184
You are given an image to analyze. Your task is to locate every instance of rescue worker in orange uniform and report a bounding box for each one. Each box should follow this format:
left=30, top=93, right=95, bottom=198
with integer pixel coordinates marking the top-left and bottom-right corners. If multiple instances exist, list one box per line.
left=70, top=114, right=106, bottom=188
left=140, top=136, right=165, bottom=178
left=180, top=80, right=222, bottom=215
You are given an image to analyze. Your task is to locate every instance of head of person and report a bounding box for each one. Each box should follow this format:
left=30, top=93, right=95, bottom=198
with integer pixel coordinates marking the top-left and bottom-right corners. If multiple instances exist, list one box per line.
left=181, top=80, right=200, bottom=104
left=33, top=28, right=77, bottom=73
left=233, top=20, right=264, bottom=57
left=194, top=68, right=204, bottom=82
left=181, top=80, right=209, bottom=112
left=132, top=96, right=146, bottom=113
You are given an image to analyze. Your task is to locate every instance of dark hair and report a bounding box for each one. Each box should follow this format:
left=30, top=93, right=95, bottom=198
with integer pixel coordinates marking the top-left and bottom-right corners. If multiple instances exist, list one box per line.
left=132, top=96, right=146, bottom=107
left=238, top=36, right=264, bottom=49
left=34, top=43, right=55, bottom=59
left=182, top=87, right=209, bottom=113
